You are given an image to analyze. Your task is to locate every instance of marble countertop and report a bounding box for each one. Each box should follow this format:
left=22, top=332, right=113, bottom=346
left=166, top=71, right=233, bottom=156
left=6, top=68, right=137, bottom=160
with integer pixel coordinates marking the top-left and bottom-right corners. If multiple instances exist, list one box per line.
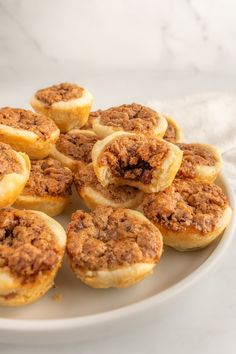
left=1, top=0, right=236, bottom=76
left=0, top=70, right=236, bottom=354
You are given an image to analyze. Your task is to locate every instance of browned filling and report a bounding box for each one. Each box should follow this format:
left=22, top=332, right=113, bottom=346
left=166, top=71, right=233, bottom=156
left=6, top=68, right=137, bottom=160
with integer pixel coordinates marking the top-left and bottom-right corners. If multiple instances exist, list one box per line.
left=0, top=209, right=60, bottom=283
left=67, top=206, right=162, bottom=271
left=142, top=179, right=228, bottom=234
left=82, top=110, right=102, bottom=130
left=163, top=120, right=176, bottom=143
left=0, top=143, right=22, bottom=180
left=0, top=107, right=58, bottom=140
left=74, top=164, right=141, bottom=203
left=99, top=103, right=160, bottom=134
left=1, top=292, right=17, bottom=300
left=56, top=131, right=99, bottom=164
left=99, top=135, right=169, bottom=184
left=23, top=158, right=73, bottom=197
left=176, top=143, right=217, bottom=179
left=35, top=83, right=84, bottom=106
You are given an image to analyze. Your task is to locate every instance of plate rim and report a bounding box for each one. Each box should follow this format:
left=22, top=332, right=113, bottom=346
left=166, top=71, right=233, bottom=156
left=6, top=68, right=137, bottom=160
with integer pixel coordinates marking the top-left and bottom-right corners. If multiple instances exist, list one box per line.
left=0, top=173, right=235, bottom=332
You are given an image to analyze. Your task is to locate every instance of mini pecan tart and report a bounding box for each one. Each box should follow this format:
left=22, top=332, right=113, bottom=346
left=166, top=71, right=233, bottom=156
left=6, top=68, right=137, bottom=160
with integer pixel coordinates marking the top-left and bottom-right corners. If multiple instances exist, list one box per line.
left=92, top=132, right=183, bottom=193
left=140, top=179, right=232, bottom=251
left=176, top=143, right=222, bottom=182
left=30, top=82, right=93, bottom=132
left=14, top=158, right=73, bottom=217
left=92, top=103, right=168, bottom=138
left=0, top=208, right=66, bottom=306
left=0, top=142, right=30, bottom=208
left=0, top=107, right=59, bottom=159
left=66, top=206, right=163, bottom=288
left=51, top=129, right=100, bottom=171
left=74, top=164, right=143, bottom=209
left=163, top=116, right=183, bottom=143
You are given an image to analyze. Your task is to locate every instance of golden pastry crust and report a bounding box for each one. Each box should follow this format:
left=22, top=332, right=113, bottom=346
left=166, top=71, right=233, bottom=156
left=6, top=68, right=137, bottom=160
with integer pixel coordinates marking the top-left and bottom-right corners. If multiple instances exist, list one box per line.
left=14, top=158, right=73, bottom=216
left=30, top=83, right=93, bottom=132
left=0, top=107, right=59, bottom=159
left=163, top=116, right=183, bottom=143
left=176, top=143, right=222, bottom=183
left=0, top=143, right=30, bottom=208
left=74, top=164, right=143, bottom=209
left=51, top=129, right=100, bottom=171
left=66, top=206, right=163, bottom=288
left=92, top=132, right=183, bottom=193
left=93, top=103, right=168, bottom=138
left=81, top=110, right=102, bottom=131
left=0, top=209, right=66, bottom=306
left=14, top=195, right=69, bottom=217
left=140, top=179, right=232, bottom=251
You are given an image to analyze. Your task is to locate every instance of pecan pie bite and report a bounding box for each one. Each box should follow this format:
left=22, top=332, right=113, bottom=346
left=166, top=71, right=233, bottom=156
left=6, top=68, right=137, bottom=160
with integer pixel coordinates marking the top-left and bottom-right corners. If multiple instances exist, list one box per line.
left=176, top=143, right=222, bottom=183
left=0, top=142, right=30, bottom=208
left=74, top=164, right=143, bottom=209
left=92, top=132, right=183, bottom=193
left=0, top=107, right=59, bottom=159
left=30, top=82, right=93, bottom=132
left=67, top=206, right=163, bottom=288
left=163, top=116, right=183, bottom=143
left=0, top=208, right=66, bottom=306
left=141, top=179, right=232, bottom=251
left=51, top=129, right=100, bottom=171
left=14, top=158, right=73, bottom=217
left=92, top=103, right=168, bottom=138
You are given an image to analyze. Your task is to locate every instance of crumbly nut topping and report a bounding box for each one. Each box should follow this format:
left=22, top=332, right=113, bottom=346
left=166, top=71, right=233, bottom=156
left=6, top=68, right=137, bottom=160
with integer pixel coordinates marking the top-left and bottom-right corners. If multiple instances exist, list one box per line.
left=142, top=179, right=228, bottom=234
left=67, top=206, right=162, bottom=271
left=99, top=103, right=160, bottom=133
left=0, top=107, right=58, bottom=140
left=99, top=135, right=169, bottom=184
left=176, top=143, right=217, bottom=179
left=82, top=110, right=102, bottom=130
left=23, top=158, right=73, bottom=197
left=74, top=164, right=141, bottom=203
left=35, top=83, right=84, bottom=106
left=163, top=120, right=177, bottom=143
left=0, top=142, right=22, bottom=179
left=56, top=131, right=99, bottom=164
left=0, top=209, right=60, bottom=282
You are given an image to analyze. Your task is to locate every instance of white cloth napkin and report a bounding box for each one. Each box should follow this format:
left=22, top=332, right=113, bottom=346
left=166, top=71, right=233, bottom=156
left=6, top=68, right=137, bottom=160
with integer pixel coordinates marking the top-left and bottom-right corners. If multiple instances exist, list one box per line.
left=148, top=92, right=236, bottom=190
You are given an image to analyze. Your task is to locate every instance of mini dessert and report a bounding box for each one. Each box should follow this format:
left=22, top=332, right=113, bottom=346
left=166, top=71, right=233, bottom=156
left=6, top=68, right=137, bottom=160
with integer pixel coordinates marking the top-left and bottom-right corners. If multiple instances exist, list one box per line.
left=92, top=103, right=168, bottom=138
left=82, top=110, right=102, bottom=130
left=92, top=132, right=183, bottom=193
left=0, top=142, right=30, bottom=208
left=67, top=206, right=163, bottom=288
left=30, top=82, right=93, bottom=132
left=14, top=158, right=73, bottom=217
left=141, top=179, right=232, bottom=251
left=0, top=209, right=66, bottom=306
left=74, top=164, right=143, bottom=209
left=176, top=143, right=222, bottom=182
left=51, top=129, right=100, bottom=171
left=163, top=116, right=183, bottom=143
left=0, top=107, right=59, bottom=159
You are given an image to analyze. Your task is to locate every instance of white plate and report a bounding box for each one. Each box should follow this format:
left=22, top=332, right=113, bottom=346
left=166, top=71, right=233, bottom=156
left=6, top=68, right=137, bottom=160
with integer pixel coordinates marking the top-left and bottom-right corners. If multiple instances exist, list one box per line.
left=0, top=174, right=235, bottom=344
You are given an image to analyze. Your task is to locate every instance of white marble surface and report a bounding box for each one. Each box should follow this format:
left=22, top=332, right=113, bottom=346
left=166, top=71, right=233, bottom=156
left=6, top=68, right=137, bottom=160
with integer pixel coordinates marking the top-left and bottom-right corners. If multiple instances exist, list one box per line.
left=0, top=0, right=236, bottom=78
left=1, top=0, right=236, bottom=353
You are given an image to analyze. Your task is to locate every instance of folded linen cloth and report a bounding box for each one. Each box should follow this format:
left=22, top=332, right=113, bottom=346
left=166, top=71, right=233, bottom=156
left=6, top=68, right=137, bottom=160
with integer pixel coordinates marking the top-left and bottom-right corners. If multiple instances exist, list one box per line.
left=148, top=92, right=236, bottom=190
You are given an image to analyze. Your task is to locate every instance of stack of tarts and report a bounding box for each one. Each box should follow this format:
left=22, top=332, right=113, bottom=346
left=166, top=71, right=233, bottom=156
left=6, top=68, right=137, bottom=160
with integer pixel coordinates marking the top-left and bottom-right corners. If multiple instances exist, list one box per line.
left=0, top=83, right=232, bottom=307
